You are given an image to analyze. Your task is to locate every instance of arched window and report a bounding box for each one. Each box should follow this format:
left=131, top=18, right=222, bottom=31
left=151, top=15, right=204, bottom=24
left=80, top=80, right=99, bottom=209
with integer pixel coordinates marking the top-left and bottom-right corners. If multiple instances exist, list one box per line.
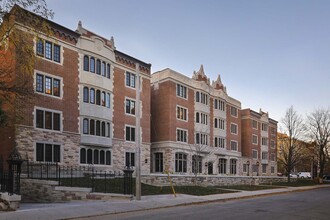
left=90, top=88, right=95, bottom=104
left=101, top=92, right=105, bottom=106
left=90, top=119, right=95, bottom=135
left=83, top=87, right=89, bottom=103
left=106, top=93, right=110, bottom=108
left=87, top=149, right=93, bottom=164
left=90, top=57, right=95, bottom=73
left=101, top=122, right=106, bottom=137
left=83, top=118, right=89, bottom=134
left=80, top=148, right=86, bottom=164
left=96, top=59, right=101, bottom=75
left=83, top=55, right=89, bottom=71
left=214, top=118, right=218, bottom=128
left=100, top=150, right=105, bottom=164
left=101, top=61, right=106, bottom=77
left=196, top=92, right=200, bottom=102
left=96, top=90, right=101, bottom=105
left=107, top=64, right=111, bottom=78
left=96, top=120, right=101, bottom=136
left=106, top=151, right=111, bottom=165
left=94, top=149, right=99, bottom=164
left=196, top=112, right=200, bottom=123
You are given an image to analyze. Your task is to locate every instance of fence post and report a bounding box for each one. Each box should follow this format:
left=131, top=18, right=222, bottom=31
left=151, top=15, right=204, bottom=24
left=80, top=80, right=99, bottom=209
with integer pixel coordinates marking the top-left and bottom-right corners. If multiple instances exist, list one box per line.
left=123, top=167, right=134, bottom=195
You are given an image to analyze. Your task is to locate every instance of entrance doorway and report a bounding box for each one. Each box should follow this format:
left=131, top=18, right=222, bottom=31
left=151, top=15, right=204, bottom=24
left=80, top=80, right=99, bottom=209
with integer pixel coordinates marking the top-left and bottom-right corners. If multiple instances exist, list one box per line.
left=208, top=162, right=213, bottom=175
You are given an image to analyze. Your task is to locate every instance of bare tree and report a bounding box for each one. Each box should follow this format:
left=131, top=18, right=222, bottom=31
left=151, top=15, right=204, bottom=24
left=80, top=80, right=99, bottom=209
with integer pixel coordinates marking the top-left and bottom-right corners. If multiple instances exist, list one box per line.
left=307, top=108, right=330, bottom=179
left=278, top=106, right=306, bottom=182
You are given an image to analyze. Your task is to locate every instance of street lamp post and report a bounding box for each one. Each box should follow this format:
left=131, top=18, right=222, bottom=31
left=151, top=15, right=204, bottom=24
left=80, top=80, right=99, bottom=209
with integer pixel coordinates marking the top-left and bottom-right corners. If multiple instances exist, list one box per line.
left=135, top=63, right=141, bottom=200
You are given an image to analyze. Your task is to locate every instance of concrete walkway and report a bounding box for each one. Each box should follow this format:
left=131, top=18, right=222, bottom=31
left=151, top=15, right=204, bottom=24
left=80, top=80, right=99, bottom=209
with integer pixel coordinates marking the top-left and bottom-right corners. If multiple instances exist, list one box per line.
left=1, top=184, right=329, bottom=220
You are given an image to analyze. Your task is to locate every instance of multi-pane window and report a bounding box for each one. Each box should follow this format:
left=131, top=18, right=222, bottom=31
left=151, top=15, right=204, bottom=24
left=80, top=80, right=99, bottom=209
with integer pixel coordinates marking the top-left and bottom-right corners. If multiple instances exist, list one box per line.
left=83, top=118, right=111, bottom=138
left=126, top=99, right=136, bottom=115
left=230, top=159, right=237, bottom=174
left=84, top=55, right=89, bottom=71
left=36, top=109, right=61, bottom=131
left=80, top=147, right=111, bottom=165
left=36, top=39, right=61, bottom=63
left=214, top=118, right=225, bottom=129
left=214, top=137, right=225, bottom=148
left=230, top=141, right=238, bottom=151
left=262, top=123, right=268, bottom=132
left=126, top=72, right=136, bottom=88
left=230, top=106, right=238, bottom=117
left=271, top=127, right=276, bottom=136
left=252, top=135, right=258, bottom=145
left=262, top=152, right=268, bottom=160
left=214, top=99, right=225, bottom=111
left=176, top=84, right=187, bottom=99
left=195, top=133, right=208, bottom=145
left=36, top=143, right=60, bottom=162
left=270, top=153, right=275, bottom=161
left=177, top=106, right=187, bottom=121
left=219, top=158, right=227, bottom=174
left=83, top=87, right=89, bottom=103
left=252, top=150, right=258, bottom=159
left=271, top=166, right=275, bottom=173
left=125, top=152, right=135, bottom=167
left=230, top=123, right=238, bottom=134
left=83, top=56, right=110, bottom=79
left=243, top=164, right=248, bottom=173
left=270, top=140, right=275, bottom=149
left=101, top=62, right=106, bottom=77
left=196, top=92, right=208, bottom=105
left=83, top=86, right=110, bottom=108
left=96, top=59, right=101, bottom=75
left=154, top=153, right=163, bottom=172
left=262, top=164, right=267, bottom=173
left=262, top=137, right=268, bottom=146
left=90, top=57, right=95, bottom=73
left=175, top=153, right=187, bottom=172
left=36, top=73, right=61, bottom=97
left=195, top=112, right=208, bottom=125
left=192, top=155, right=202, bottom=174
left=126, top=126, right=136, bottom=142
left=252, top=120, right=258, bottom=129
left=176, top=129, right=187, bottom=143
left=90, top=89, right=95, bottom=104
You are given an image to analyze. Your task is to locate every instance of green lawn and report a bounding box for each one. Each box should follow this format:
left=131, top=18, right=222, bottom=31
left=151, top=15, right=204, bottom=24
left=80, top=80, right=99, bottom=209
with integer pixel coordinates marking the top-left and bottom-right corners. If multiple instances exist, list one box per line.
left=265, top=179, right=318, bottom=187
left=218, top=184, right=282, bottom=191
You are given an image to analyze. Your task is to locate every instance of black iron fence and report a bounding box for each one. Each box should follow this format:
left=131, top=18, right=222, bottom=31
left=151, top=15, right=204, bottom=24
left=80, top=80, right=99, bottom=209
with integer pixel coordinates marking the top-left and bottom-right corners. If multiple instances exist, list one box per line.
left=23, top=161, right=134, bottom=195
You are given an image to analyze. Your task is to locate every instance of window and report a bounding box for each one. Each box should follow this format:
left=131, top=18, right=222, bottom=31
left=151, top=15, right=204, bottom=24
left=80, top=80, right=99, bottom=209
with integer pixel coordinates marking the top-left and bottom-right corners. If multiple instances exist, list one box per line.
left=80, top=147, right=111, bottom=165
left=271, top=127, right=276, bottom=136
left=106, top=93, right=110, bottom=108
left=271, top=166, right=275, bottom=173
left=36, top=73, right=61, bottom=97
left=96, top=90, right=101, bottom=105
left=176, top=84, right=187, bottom=99
left=126, top=126, right=136, bottom=142
left=219, top=158, right=227, bottom=174
left=270, top=140, right=275, bottom=149
left=262, top=123, right=268, bottom=132
left=126, top=99, right=136, bottom=115
left=214, top=99, right=225, bottom=111
left=90, top=57, right=95, bottom=73
left=192, top=155, right=202, bottom=174
left=83, top=87, right=89, bottom=103
left=243, top=164, right=248, bottom=173
left=126, top=72, right=136, bottom=88
left=195, top=91, right=199, bottom=102
left=214, top=137, right=225, bottom=148
left=96, top=59, right=101, bottom=75
left=177, top=106, right=187, bottom=121
left=195, top=133, right=208, bottom=145
left=125, top=152, right=135, bottom=167
left=36, top=39, right=61, bottom=63
left=176, top=129, right=187, bottom=143
left=90, top=119, right=95, bottom=135
left=252, top=120, right=258, bottom=129
left=252, top=150, right=258, bottom=159
left=96, top=120, right=101, bottom=136
left=83, top=55, right=89, bottom=71
left=175, top=153, right=187, bottom=172
left=101, top=92, right=106, bottom=106
left=252, top=135, right=258, bottom=145
left=197, top=92, right=208, bottom=105
left=270, top=153, right=275, bottom=161
left=197, top=113, right=208, bottom=125
left=101, top=61, right=106, bottom=77
left=83, top=119, right=89, bottom=134
left=262, top=152, right=268, bottom=160
left=196, top=112, right=200, bottom=123
left=214, top=118, right=225, bottom=129
left=262, top=137, right=268, bottom=146
left=154, top=152, right=163, bottom=173
left=230, top=123, right=238, bottom=134
left=90, top=89, right=95, bottom=104
left=230, top=106, right=238, bottom=117
left=36, top=109, right=61, bottom=131
left=107, top=64, right=111, bottom=78
left=262, top=164, right=267, bottom=173
left=101, top=122, right=106, bottom=137
left=107, top=123, right=110, bottom=137
left=230, top=141, right=238, bottom=151
left=230, top=159, right=237, bottom=174
left=36, top=143, right=60, bottom=162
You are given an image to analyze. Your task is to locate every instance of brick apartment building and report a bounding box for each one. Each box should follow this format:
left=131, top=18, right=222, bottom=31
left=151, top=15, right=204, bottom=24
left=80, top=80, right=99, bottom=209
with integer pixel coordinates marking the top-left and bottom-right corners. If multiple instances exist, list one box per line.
left=151, top=66, right=244, bottom=175
left=0, top=5, right=151, bottom=174
left=1, top=5, right=277, bottom=177
left=241, top=109, right=278, bottom=176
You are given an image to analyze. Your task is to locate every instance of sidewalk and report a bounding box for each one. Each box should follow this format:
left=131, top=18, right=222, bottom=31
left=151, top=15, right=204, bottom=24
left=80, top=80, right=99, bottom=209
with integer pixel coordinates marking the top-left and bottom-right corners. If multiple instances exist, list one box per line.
left=1, top=184, right=329, bottom=220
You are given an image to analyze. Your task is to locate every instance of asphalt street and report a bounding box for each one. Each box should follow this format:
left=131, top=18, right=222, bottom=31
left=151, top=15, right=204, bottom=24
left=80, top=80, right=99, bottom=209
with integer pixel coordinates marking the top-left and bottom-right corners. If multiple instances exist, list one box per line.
left=87, top=187, right=330, bottom=220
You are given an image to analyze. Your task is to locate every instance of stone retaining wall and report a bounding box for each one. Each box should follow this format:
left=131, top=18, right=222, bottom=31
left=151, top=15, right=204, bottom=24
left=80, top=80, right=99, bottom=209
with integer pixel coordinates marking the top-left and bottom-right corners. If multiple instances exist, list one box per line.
left=142, top=174, right=286, bottom=186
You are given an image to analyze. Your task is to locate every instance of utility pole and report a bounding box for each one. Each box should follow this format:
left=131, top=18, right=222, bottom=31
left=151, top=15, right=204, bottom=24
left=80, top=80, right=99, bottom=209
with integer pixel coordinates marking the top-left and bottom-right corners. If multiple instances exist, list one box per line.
left=135, top=63, right=141, bottom=200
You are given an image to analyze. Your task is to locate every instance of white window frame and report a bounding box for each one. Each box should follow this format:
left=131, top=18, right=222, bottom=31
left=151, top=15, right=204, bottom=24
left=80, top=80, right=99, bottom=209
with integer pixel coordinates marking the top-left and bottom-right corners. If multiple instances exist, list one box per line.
left=34, top=106, right=63, bottom=132
left=230, top=123, right=238, bottom=135
left=34, top=70, right=63, bottom=99
left=252, top=134, right=258, bottom=145
left=125, top=97, right=136, bottom=116
left=176, top=84, right=187, bottom=99
left=176, top=105, right=188, bottom=121
left=230, top=140, right=238, bottom=151
left=176, top=128, right=188, bottom=143
left=252, top=149, right=258, bottom=159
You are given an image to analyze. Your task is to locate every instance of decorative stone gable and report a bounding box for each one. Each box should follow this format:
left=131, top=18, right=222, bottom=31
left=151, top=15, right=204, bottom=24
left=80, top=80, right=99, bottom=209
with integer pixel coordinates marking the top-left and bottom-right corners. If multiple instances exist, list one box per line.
left=192, top=64, right=210, bottom=85
left=212, top=74, right=227, bottom=94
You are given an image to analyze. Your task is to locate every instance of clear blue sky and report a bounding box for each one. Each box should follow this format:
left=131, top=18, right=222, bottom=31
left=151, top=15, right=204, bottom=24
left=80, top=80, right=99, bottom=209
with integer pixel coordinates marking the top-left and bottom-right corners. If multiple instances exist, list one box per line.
left=46, top=0, right=330, bottom=122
